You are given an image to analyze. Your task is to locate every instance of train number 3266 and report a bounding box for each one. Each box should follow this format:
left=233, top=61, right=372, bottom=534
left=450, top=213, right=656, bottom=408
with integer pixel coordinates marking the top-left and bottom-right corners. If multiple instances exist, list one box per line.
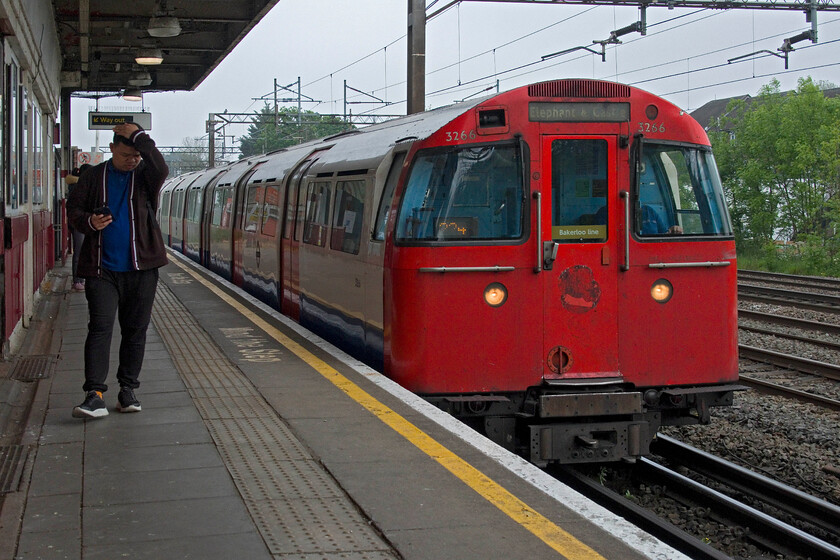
left=638, top=122, right=666, bottom=133
left=445, top=130, right=477, bottom=142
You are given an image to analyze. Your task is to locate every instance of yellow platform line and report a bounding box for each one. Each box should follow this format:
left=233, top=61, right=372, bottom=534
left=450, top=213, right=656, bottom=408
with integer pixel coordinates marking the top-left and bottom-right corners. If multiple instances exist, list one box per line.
left=169, top=257, right=606, bottom=560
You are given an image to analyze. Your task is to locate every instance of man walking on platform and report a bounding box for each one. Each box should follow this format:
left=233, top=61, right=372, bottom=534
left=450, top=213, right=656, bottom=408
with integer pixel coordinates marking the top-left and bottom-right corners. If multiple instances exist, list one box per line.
left=67, top=123, right=169, bottom=419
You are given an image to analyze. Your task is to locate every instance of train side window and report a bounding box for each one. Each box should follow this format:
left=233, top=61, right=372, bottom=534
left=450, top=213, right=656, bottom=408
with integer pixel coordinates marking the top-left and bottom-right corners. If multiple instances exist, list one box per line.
left=374, top=152, right=406, bottom=241
left=174, top=190, right=185, bottom=220
left=331, top=180, right=365, bottom=254
left=636, top=144, right=733, bottom=237
left=395, top=143, right=524, bottom=243
left=261, top=186, right=279, bottom=237
left=550, top=139, right=608, bottom=243
left=244, top=185, right=263, bottom=233
left=185, top=188, right=201, bottom=222
left=160, top=191, right=171, bottom=221
left=219, top=187, right=234, bottom=228
left=303, top=181, right=331, bottom=247
left=210, top=186, right=225, bottom=226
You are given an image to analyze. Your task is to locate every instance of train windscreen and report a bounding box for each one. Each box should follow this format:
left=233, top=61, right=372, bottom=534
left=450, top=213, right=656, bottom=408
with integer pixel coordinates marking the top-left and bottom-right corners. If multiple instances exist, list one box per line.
left=395, top=143, right=524, bottom=242
left=637, top=144, right=733, bottom=237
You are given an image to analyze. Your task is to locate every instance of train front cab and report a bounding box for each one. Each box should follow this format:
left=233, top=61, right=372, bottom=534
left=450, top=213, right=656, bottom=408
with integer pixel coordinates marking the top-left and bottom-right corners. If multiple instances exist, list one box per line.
left=389, top=79, right=740, bottom=465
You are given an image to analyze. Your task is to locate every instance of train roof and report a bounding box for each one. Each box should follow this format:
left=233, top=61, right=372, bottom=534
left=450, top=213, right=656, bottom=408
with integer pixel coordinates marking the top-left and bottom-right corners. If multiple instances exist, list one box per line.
left=306, top=97, right=488, bottom=175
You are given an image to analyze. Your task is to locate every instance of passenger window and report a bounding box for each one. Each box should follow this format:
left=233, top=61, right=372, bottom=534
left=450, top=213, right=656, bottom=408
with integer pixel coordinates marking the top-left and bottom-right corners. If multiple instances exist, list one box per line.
left=261, top=186, right=279, bottom=237
left=244, top=185, right=262, bottom=233
left=210, top=187, right=224, bottom=226
left=374, top=152, right=406, bottom=241
left=220, top=187, right=233, bottom=228
left=186, top=188, right=201, bottom=222
left=303, top=181, right=331, bottom=247
left=550, top=139, right=608, bottom=243
left=331, top=180, right=365, bottom=254
left=160, top=192, right=171, bottom=221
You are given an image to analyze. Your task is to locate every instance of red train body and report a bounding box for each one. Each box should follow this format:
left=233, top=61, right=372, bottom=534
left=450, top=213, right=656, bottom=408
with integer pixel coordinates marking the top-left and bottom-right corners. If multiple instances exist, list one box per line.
left=159, top=79, right=740, bottom=464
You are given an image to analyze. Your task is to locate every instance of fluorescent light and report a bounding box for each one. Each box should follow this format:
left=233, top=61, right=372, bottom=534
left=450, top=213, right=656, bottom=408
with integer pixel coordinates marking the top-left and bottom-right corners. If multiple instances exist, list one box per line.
left=147, top=16, right=181, bottom=38
left=135, top=48, right=163, bottom=65
left=123, top=89, right=143, bottom=102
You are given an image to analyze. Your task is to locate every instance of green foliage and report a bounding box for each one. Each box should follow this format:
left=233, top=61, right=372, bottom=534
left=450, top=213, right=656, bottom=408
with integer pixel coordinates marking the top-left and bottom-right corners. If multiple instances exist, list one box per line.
left=711, top=77, right=840, bottom=276
left=238, top=105, right=355, bottom=158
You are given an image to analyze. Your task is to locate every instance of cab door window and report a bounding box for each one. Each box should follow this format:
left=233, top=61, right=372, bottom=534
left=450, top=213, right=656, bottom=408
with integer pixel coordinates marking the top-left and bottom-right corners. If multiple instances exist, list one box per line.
left=551, top=139, right=608, bottom=243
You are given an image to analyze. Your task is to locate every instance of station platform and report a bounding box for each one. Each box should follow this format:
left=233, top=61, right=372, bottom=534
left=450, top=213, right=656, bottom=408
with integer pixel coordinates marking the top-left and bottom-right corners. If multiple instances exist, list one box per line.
left=0, top=254, right=688, bottom=560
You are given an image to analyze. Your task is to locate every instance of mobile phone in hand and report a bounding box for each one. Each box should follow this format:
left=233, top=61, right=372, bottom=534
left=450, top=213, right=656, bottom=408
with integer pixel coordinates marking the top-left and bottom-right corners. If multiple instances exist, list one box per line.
left=93, top=206, right=112, bottom=217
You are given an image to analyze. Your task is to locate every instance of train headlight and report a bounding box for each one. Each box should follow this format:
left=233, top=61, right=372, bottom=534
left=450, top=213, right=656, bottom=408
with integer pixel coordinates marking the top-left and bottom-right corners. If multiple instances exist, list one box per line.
left=650, top=279, right=673, bottom=304
left=484, top=282, right=508, bottom=307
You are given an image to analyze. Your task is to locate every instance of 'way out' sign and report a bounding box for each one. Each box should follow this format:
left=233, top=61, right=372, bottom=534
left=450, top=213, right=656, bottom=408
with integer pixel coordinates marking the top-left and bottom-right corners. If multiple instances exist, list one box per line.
left=88, top=112, right=152, bottom=130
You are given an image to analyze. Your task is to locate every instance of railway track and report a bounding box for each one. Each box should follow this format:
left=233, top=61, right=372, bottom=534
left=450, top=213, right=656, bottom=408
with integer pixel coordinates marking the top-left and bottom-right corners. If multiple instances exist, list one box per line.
left=554, top=436, right=840, bottom=560
left=737, top=273, right=840, bottom=408
left=738, top=283, right=840, bottom=313
left=738, top=269, right=840, bottom=292
left=738, top=345, right=840, bottom=382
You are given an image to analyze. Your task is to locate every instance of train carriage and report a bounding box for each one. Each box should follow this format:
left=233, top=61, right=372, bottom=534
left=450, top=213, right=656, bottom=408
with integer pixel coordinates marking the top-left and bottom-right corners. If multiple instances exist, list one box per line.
left=161, top=78, right=740, bottom=464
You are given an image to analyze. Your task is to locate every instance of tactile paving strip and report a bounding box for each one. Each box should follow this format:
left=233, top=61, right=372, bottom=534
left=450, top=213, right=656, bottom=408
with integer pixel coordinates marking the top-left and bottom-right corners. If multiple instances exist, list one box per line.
left=152, top=283, right=397, bottom=559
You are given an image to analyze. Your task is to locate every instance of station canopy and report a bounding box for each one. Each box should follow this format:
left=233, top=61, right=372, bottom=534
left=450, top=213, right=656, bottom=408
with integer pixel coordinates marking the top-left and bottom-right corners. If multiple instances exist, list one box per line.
left=53, top=0, right=279, bottom=94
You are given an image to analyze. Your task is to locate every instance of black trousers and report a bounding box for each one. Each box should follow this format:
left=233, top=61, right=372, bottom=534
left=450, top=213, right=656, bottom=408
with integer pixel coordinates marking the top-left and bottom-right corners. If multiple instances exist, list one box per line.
left=82, top=268, right=159, bottom=393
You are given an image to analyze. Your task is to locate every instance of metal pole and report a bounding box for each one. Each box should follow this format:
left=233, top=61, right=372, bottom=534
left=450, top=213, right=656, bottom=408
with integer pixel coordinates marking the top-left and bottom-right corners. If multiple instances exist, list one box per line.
left=273, top=78, right=278, bottom=129
left=407, top=0, right=426, bottom=114
left=207, top=114, right=216, bottom=168
left=61, top=89, right=72, bottom=176
left=297, top=76, right=302, bottom=126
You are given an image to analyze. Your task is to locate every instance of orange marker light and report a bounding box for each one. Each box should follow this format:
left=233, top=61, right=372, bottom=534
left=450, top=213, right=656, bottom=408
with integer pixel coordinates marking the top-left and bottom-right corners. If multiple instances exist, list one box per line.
left=651, top=279, right=673, bottom=303
left=484, top=283, right=508, bottom=307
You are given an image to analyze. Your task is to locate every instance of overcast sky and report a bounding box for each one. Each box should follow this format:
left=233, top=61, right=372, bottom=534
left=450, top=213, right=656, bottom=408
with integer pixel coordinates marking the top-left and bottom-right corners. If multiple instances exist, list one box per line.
left=70, top=0, right=840, bottom=156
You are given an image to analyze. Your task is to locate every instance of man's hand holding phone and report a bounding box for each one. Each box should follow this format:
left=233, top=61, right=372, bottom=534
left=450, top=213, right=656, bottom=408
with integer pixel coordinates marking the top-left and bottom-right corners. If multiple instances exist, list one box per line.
left=91, top=206, right=113, bottom=230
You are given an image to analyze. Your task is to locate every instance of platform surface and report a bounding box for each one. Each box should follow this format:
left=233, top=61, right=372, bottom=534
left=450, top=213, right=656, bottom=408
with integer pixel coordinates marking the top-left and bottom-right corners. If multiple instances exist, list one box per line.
left=0, top=257, right=688, bottom=560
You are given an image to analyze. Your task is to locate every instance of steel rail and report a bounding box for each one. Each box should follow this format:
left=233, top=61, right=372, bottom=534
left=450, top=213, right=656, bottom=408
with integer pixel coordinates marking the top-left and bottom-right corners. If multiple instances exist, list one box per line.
left=739, top=374, right=840, bottom=412
left=738, top=309, right=840, bottom=336
left=653, top=434, right=840, bottom=538
left=550, top=466, right=732, bottom=560
left=635, top=457, right=840, bottom=560
left=739, top=283, right=840, bottom=307
left=739, top=325, right=840, bottom=351
left=739, top=344, right=840, bottom=381
left=738, top=270, right=840, bottom=291
left=738, top=292, right=840, bottom=314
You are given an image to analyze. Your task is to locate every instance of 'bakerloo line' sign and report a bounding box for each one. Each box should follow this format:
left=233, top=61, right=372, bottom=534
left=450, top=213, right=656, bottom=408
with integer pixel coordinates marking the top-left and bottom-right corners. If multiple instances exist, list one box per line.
left=88, top=112, right=152, bottom=130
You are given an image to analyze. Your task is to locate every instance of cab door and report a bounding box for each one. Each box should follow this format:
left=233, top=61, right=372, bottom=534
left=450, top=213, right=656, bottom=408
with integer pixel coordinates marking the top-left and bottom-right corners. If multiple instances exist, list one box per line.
left=542, top=136, right=620, bottom=379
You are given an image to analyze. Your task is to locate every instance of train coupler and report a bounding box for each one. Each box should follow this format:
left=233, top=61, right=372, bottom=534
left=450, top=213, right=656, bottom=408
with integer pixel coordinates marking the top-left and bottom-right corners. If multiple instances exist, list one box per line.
left=530, top=420, right=655, bottom=465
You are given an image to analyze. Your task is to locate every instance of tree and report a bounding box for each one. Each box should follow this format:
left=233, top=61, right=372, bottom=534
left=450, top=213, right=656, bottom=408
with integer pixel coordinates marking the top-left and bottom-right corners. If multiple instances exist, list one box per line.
left=711, top=78, right=840, bottom=272
left=238, top=105, right=355, bottom=158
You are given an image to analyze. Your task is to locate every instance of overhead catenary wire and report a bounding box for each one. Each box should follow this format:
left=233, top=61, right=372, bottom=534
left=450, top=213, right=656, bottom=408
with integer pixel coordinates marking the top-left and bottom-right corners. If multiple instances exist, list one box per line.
left=215, top=5, right=839, bottom=151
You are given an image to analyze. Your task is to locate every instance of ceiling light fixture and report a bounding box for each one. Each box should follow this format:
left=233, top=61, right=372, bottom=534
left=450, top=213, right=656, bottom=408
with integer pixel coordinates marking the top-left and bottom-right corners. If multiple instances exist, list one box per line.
left=127, top=71, right=152, bottom=86
left=147, top=16, right=181, bottom=38
left=123, top=88, right=143, bottom=102
left=135, top=48, right=163, bottom=65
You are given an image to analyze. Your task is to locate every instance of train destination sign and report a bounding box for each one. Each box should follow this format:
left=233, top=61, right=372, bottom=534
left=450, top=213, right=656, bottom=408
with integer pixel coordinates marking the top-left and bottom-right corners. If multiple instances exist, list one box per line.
left=529, top=102, right=630, bottom=123
left=88, top=112, right=152, bottom=130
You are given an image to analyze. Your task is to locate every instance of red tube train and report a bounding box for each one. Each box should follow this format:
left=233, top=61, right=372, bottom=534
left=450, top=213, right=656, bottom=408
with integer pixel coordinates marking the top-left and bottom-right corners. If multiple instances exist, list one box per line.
left=159, top=79, right=740, bottom=464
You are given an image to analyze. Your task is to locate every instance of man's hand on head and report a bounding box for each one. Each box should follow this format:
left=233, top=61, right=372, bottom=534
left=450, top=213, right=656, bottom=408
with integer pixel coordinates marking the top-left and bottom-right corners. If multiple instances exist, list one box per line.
left=113, top=123, right=140, bottom=138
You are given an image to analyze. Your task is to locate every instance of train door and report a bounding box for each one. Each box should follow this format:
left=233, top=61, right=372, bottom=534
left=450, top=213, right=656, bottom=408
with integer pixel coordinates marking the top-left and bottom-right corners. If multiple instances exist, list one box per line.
left=541, top=135, right=620, bottom=380
left=281, top=151, right=325, bottom=320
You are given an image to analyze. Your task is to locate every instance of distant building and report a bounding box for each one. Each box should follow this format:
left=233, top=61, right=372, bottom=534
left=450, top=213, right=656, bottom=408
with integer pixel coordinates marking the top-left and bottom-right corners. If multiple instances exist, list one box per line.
left=691, top=87, right=840, bottom=133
